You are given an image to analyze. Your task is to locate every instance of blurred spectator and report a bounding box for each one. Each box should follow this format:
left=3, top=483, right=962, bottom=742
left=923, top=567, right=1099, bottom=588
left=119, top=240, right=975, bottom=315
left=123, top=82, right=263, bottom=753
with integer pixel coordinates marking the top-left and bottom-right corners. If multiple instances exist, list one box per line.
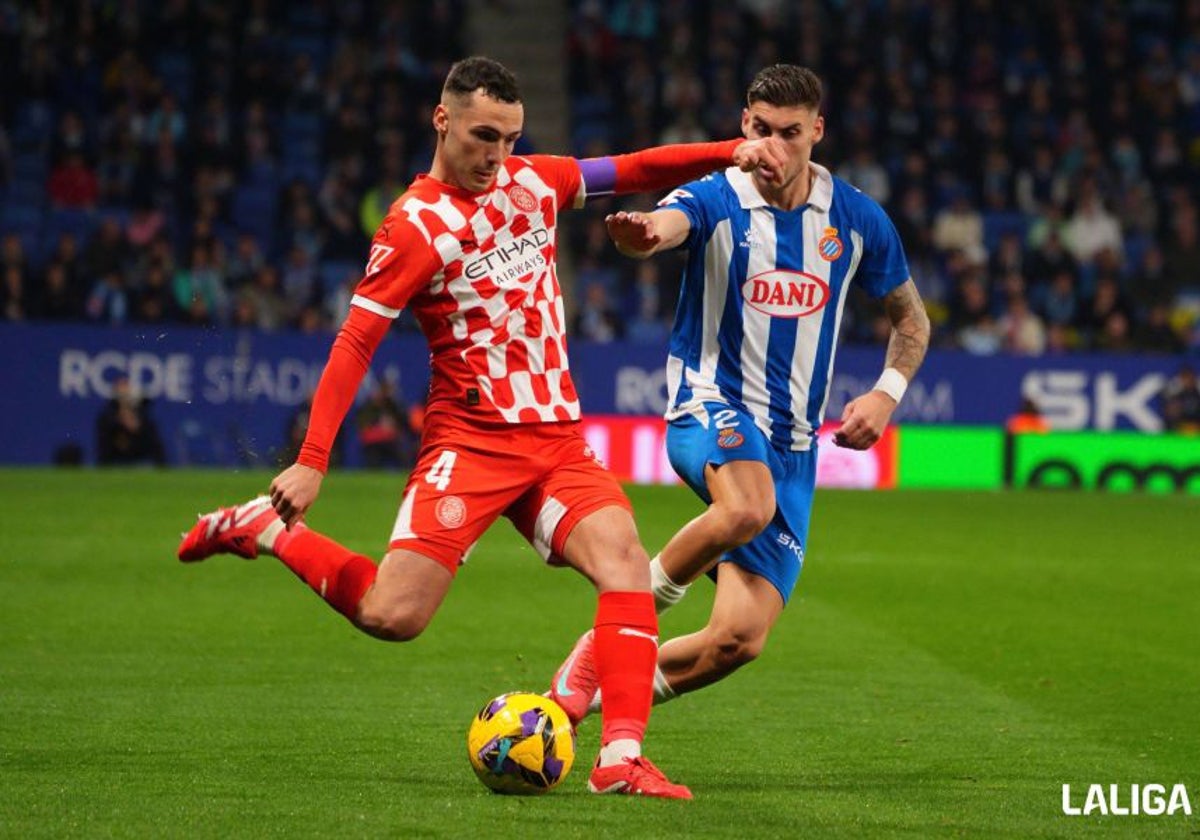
left=225, top=234, right=264, bottom=290
left=131, top=263, right=179, bottom=324
left=625, top=260, right=669, bottom=343
left=1160, top=366, right=1200, bottom=432
left=172, top=242, right=228, bottom=324
left=997, top=293, right=1047, bottom=355
left=34, top=262, right=82, bottom=321
left=1062, top=183, right=1123, bottom=266
left=85, top=272, right=129, bottom=325
left=2, top=265, right=29, bottom=321
left=356, top=379, right=417, bottom=469
left=931, top=189, right=985, bottom=266
left=950, top=271, right=1000, bottom=355
left=238, top=265, right=291, bottom=331
left=46, top=150, right=99, bottom=208
left=96, top=376, right=166, bottom=466
left=83, top=218, right=131, bottom=282
left=573, top=281, right=623, bottom=342
left=1134, top=302, right=1185, bottom=354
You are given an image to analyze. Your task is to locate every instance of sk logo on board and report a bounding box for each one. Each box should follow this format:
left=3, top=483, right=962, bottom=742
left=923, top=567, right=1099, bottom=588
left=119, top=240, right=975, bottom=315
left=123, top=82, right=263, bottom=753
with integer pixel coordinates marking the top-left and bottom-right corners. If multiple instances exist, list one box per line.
left=818, top=227, right=843, bottom=261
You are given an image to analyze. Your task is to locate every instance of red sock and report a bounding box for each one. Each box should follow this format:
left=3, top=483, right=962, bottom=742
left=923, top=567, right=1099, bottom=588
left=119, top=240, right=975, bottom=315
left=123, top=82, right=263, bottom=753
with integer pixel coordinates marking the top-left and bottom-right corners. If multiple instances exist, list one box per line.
left=273, top=529, right=377, bottom=621
left=592, top=590, right=658, bottom=745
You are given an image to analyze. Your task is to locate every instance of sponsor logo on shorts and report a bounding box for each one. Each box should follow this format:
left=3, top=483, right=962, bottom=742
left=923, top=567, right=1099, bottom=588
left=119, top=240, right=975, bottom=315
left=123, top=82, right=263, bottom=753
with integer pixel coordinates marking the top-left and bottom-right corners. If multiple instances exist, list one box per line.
left=436, top=495, right=467, bottom=529
left=777, top=531, right=804, bottom=561
left=717, top=428, right=744, bottom=449
left=508, top=185, right=538, bottom=213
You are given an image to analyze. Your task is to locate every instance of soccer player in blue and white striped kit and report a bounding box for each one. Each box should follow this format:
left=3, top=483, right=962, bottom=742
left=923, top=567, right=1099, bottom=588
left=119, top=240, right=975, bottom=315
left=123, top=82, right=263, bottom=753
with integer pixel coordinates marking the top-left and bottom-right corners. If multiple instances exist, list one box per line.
left=550, top=64, right=931, bottom=726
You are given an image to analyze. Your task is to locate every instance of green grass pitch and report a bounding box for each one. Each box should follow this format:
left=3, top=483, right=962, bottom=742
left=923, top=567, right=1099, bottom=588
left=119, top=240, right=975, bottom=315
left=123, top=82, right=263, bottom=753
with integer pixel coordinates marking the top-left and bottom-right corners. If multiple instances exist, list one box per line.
left=1, top=469, right=1197, bottom=838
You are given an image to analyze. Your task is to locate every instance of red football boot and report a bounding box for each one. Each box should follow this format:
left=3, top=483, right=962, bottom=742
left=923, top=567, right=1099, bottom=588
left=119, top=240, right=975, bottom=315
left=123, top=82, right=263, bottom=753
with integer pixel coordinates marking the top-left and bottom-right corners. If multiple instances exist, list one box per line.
left=548, top=629, right=598, bottom=727
left=588, top=755, right=693, bottom=800
left=177, top=496, right=287, bottom=562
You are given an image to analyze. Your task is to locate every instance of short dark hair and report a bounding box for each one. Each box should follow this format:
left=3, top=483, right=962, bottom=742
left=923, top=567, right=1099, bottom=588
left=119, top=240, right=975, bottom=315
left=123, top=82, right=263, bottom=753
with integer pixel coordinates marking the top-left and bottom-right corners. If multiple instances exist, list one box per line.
left=746, top=64, right=822, bottom=110
left=443, top=56, right=521, bottom=103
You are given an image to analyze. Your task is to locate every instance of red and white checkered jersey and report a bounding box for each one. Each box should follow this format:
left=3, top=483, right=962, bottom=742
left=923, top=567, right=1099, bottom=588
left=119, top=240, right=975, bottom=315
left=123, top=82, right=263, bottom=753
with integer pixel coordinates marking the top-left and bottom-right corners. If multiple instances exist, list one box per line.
left=351, top=155, right=587, bottom=425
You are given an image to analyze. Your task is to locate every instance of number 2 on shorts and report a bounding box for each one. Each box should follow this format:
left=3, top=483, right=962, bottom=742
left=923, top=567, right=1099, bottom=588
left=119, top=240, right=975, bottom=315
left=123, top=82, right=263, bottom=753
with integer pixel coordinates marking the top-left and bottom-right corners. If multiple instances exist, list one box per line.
left=425, top=450, right=458, bottom=491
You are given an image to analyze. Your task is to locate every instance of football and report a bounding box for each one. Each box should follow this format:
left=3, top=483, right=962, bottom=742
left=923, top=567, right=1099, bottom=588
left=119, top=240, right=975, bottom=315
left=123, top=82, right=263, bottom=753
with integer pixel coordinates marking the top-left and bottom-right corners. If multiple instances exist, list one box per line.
left=467, top=692, right=576, bottom=794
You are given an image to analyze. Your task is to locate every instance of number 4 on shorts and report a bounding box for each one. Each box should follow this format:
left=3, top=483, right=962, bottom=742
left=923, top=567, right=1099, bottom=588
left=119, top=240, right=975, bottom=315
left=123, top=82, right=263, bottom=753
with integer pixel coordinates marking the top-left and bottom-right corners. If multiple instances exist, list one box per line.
left=425, top=450, right=458, bottom=491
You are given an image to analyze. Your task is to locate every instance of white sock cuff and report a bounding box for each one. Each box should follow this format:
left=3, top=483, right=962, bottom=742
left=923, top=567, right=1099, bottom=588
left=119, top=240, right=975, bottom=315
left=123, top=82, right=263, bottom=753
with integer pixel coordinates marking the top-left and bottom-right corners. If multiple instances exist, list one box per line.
left=650, top=555, right=689, bottom=614
left=598, top=738, right=641, bottom=767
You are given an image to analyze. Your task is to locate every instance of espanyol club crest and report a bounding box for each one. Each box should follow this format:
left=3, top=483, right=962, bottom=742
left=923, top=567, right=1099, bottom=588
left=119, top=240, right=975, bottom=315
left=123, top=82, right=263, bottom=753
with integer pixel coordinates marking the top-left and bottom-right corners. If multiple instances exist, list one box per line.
left=717, top=428, right=744, bottom=449
left=817, top=226, right=843, bottom=261
left=508, top=185, right=538, bottom=213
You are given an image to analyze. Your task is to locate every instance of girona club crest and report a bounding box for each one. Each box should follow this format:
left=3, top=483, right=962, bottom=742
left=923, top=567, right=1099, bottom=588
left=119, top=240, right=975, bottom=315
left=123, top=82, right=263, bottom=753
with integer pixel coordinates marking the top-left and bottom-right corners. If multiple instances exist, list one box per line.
left=436, top=496, right=467, bottom=529
left=508, top=185, right=538, bottom=213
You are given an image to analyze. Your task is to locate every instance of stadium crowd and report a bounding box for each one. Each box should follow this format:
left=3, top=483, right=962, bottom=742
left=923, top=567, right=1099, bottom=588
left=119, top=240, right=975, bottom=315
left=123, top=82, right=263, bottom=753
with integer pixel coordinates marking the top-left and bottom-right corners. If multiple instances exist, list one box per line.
left=565, top=0, right=1200, bottom=356
left=0, top=1, right=1198, bottom=358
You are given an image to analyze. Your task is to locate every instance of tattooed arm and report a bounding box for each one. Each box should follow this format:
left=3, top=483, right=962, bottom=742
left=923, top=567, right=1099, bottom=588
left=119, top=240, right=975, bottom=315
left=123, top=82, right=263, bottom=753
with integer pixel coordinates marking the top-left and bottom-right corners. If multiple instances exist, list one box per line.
left=881, top=279, right=932, bottom=380
left=833, top=279, right=931, bottom=450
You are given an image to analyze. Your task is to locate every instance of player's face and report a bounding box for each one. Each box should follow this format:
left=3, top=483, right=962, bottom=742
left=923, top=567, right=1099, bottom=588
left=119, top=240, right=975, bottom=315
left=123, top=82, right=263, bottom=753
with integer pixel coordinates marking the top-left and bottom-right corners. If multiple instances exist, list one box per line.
left=742, top=102, right=824, bottom=191
left=433, top=91, right=524, bottom=192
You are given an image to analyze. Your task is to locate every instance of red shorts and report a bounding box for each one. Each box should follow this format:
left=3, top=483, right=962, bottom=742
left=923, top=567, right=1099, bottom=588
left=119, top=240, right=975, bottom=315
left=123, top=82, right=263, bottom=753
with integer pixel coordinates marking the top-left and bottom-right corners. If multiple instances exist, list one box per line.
left=387, top=415, right=632, bottom=575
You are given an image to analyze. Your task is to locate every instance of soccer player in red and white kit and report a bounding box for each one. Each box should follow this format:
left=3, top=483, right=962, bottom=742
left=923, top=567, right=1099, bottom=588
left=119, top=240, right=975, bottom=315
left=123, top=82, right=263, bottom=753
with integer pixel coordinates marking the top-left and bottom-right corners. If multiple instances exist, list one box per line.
left=178, top=57, right=786, bottom=799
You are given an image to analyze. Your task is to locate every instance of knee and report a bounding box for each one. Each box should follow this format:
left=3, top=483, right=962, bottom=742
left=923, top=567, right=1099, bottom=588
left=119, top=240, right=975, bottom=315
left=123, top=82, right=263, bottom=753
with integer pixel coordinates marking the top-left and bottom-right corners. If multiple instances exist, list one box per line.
left=357, top=602, right=430, bottom=642
left=711, top=627, right=767, bottom=672
left=714, top=503, right=773, bottom=546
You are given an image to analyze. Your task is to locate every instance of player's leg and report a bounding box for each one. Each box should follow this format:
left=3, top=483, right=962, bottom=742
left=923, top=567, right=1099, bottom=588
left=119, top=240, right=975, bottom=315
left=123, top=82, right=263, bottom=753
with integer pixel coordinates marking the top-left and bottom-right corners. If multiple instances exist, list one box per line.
left=177, top=497, right=453, bottom=640
left=178, top=419, right=521, bottom=641
left=654, top=458, right=773, bottom=587
left=655, top=562, right=784, bottom=694
left=570, top=443, right=815, bottom=717
left=510, top=426, right=690, bottom=798
left=558, top=505, right=691, bottom=799
left=653, top=406, right=775, bottom=611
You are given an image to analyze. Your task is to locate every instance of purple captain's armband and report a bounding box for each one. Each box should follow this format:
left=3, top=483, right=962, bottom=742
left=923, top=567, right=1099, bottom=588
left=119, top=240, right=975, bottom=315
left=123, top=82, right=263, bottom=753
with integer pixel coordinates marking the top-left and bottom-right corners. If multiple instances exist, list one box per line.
left=577, top=157, right=617, bottom=199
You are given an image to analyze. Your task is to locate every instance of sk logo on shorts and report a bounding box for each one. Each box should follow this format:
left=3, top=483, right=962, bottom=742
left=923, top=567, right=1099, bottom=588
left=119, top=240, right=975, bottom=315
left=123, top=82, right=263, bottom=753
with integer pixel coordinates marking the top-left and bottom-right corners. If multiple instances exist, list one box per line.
left=717, top=428, right=745, bottom=449
left=818, top=227, right=843, bottom=261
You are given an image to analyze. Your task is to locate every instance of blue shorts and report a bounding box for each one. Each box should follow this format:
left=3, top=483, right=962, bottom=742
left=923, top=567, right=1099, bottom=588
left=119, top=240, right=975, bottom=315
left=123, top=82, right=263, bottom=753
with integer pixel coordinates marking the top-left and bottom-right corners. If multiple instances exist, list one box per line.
left=665, top=402, right=816, bottom=604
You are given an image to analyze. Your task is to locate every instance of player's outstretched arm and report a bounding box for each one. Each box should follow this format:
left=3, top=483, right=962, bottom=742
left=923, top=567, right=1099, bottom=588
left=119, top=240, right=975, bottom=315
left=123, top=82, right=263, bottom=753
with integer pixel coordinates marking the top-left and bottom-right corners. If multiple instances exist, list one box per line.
left=834, top=279, right=930, bottom=450
left=577, top=137, right=786, bottom=200
left=605, top=209, right=691, bottom=258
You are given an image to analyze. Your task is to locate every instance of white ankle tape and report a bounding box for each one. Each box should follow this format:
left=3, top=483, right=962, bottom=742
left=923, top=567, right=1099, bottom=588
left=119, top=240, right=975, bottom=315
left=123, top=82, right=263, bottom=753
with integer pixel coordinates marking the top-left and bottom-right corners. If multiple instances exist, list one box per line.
left=650, top=555, right=689, bottom=614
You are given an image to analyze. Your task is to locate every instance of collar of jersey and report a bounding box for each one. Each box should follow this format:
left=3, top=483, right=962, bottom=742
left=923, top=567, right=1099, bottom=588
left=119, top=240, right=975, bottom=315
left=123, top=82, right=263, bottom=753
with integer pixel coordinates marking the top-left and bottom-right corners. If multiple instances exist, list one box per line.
left=414, top=172, right=497, bottom=203
left=726, top=162, right=833, bottom=212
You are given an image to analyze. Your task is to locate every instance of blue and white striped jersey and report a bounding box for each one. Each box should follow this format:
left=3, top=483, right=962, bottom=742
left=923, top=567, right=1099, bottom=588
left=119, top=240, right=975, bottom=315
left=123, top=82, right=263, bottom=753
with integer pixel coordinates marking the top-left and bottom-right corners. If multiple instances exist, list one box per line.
left=658, top=163, right=909, bottom=451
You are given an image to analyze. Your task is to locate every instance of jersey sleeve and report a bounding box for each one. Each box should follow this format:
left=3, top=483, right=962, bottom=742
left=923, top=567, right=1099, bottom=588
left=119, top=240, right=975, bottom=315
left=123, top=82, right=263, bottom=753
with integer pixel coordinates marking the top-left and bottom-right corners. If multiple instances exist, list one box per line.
left=350, top=213, right=442, bottom=318
left=855, top=197, right=911, bottom=299
left=528, top=155, right=584, bottom=210
left=656, top=175, right=720, bottom=250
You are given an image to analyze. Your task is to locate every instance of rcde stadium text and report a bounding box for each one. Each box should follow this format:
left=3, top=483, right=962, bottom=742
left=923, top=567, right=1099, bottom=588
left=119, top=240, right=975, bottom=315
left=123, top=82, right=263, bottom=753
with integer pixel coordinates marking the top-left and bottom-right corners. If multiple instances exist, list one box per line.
left=58, top=349, right=326, bottom=406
